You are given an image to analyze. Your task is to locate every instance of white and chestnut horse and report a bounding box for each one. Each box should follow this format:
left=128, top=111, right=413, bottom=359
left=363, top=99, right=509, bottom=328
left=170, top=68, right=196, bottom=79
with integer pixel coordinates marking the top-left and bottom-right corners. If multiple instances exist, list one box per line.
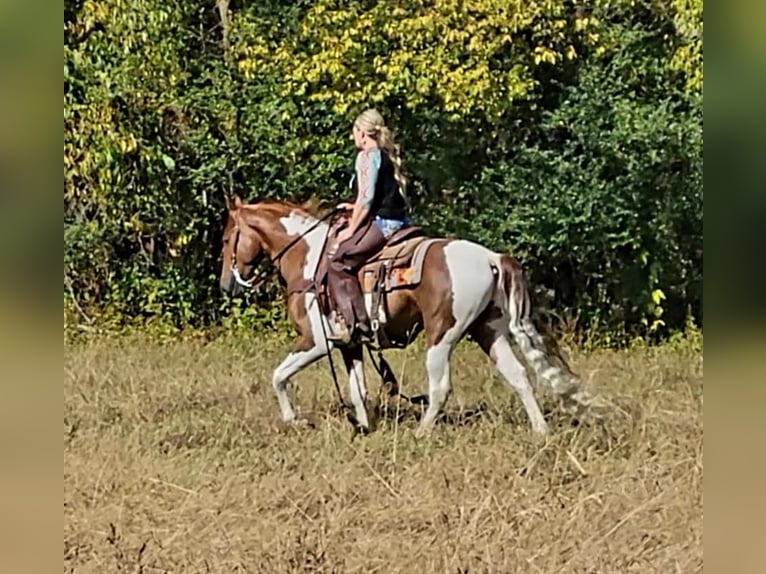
left=219, top=195, right=599, bottom=435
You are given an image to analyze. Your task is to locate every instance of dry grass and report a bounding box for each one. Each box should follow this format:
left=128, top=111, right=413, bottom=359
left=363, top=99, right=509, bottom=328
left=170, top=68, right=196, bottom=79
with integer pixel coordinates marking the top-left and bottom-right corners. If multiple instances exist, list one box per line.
left=64, top=334, right=702, bottom=573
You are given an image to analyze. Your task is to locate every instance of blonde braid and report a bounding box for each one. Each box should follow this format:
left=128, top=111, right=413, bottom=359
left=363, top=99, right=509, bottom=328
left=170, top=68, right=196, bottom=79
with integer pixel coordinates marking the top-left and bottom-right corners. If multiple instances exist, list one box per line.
left=376, top=125, right=407, bottom=198
left=355, top=108, right=408, bottom=199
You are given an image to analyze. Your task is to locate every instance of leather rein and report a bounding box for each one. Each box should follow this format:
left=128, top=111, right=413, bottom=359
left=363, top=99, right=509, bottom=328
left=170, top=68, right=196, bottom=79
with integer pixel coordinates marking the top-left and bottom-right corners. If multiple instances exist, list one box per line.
left=229, top=208, right=339, bottom=292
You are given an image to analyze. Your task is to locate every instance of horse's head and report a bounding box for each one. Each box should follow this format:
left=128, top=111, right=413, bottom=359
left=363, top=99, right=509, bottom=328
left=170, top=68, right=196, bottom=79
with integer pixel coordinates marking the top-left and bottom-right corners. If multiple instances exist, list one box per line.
left=220, top=194, right=265, bottom=296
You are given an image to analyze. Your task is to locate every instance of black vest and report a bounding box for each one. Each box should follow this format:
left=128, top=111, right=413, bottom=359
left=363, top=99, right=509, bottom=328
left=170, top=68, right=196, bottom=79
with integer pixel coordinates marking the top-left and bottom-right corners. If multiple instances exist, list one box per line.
left=352, top=150, right=407, bottom=220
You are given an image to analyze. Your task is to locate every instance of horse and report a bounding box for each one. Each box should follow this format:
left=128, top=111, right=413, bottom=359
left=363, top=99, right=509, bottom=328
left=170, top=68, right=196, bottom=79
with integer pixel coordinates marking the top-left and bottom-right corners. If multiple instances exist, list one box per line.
left=219, top=195, right=600, bottom=435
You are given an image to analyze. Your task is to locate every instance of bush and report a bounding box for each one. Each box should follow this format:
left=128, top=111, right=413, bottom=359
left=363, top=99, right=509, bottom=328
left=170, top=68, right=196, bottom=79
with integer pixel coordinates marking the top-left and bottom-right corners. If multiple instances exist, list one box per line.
left=64, top=0, right=702, bottom=342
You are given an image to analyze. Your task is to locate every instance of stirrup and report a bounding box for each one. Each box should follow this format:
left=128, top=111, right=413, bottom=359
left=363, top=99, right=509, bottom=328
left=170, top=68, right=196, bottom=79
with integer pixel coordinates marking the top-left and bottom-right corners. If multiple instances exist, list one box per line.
left=327, top=332, right=352, bottom=345
left=325, top=312, right=352, bottom=344
left=354, top=323, right=375, bottom=344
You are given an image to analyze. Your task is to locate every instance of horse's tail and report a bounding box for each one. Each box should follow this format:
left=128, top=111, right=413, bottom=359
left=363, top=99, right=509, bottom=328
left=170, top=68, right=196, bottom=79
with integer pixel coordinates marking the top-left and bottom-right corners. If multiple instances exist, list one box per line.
left=493, top=253, right=600, bottom=412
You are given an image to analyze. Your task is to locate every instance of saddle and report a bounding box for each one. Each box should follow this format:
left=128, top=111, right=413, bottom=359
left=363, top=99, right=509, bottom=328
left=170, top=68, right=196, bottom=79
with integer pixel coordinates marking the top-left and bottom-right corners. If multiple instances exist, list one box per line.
left=318, top=224, right=432, bottom=292
left=315, top=219, right=438, bottom=347
left=358, top=230, right=435, bottom=292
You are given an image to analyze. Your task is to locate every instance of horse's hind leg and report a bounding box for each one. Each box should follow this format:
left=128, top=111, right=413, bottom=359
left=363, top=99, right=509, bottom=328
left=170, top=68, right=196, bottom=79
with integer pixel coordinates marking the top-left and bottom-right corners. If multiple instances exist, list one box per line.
left=418, top=338, right=454, bottom=434
left=470, top=316, right=549, bottom=435
left=416, top=241, right=497, bottom=434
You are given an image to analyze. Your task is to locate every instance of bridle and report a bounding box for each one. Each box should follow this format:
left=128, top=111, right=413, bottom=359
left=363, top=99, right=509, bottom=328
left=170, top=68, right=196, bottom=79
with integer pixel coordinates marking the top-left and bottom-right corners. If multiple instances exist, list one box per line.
left=228, top=220, right=263, bottom=289
left=228, top=209, right=339, bottom=291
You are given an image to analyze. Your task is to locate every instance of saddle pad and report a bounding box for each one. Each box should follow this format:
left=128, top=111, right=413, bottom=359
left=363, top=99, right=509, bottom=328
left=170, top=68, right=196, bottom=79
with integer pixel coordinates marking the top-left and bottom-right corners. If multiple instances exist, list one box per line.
left=362, top=238, right=441, bottom=292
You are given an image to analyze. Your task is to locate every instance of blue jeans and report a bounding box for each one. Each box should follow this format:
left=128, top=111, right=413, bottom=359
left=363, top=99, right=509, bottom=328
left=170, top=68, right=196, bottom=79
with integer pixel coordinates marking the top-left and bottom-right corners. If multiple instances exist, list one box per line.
left=373, top=216, right=411, bottom=239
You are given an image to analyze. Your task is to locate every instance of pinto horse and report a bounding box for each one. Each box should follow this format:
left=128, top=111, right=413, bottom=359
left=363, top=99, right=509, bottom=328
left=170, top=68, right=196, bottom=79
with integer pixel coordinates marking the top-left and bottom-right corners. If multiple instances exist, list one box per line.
left=219, top=195, right=599, bottom=435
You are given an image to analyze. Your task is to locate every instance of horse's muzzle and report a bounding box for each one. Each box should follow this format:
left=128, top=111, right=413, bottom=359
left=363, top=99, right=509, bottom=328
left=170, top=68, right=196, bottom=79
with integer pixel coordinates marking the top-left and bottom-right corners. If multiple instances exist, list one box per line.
left=220, top=274, right=243, bottom=297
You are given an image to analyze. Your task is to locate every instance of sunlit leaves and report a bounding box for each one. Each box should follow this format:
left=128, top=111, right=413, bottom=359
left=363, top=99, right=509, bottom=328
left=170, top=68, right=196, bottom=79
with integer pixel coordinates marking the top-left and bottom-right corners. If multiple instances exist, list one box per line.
left=670, top=0, right=703, bottom=92
left=235, top=0, right=595, bottom=119
left=64, top=0, right=703, bottom=336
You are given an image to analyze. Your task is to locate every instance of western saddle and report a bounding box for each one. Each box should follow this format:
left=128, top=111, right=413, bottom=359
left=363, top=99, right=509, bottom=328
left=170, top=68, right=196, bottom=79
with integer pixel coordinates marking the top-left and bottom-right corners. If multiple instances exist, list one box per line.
left=315, top=218, right=436, bottom=347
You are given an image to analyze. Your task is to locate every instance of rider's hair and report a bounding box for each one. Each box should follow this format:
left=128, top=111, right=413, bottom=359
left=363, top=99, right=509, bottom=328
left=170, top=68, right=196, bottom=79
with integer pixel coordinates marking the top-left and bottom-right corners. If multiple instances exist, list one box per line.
left=354, top=108, right=407, bottom=199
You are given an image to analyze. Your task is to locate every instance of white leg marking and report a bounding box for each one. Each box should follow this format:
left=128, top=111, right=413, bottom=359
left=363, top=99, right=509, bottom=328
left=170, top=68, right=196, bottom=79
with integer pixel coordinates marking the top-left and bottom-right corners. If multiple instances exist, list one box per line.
left=272, top=346, right=327, bottom=423
left=304, top=293, right=333, bottom=352
left=347, top=356, right=369, bottom=430
left=489, top=335, right=549, bottom=435
left=364, top=292, right=387, bottom=324
left=419, top=342, right=452, bottom=431
left=271, top=292, right=333, bottom=423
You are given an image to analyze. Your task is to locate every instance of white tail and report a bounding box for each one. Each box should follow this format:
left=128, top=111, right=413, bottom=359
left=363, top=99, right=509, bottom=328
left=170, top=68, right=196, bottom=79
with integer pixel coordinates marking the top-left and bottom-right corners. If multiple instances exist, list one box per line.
left=494, top=254, right=600, bottom=411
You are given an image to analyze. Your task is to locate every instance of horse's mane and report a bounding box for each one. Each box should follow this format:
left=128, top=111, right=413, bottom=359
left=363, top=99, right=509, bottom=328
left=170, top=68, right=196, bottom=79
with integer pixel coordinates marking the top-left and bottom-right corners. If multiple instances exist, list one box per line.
left=251, top=195, right=331, bottom=221
left=295, top=196, right=331, bottom=219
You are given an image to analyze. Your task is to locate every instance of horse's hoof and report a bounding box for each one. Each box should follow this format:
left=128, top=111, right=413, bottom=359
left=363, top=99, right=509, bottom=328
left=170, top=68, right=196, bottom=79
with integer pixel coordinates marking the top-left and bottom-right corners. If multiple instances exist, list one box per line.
left=415, top=425, right=433, bottom=439
left=346, top=411, right=370, bottom=435
left=408, top=394, right=430, bottom=406
left=285, top=416, right=315, bottom=430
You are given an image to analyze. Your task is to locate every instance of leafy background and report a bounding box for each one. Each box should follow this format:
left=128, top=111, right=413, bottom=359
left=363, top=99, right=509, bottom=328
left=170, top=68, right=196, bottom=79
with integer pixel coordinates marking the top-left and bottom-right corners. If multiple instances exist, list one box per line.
left=64, top=0, right=702, bottom=344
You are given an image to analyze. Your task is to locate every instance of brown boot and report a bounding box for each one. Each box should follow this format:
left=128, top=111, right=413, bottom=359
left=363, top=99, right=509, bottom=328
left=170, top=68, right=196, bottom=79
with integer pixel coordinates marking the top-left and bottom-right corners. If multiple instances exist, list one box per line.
left=345, top=278, right=376, bottom=344
left=326, top=267, right=359, bottom=341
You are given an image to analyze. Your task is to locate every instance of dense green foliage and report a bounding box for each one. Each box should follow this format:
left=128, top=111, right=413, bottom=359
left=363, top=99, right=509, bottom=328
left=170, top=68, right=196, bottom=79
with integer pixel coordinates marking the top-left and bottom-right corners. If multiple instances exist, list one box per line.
left=64, top=0, right=702, bottom=341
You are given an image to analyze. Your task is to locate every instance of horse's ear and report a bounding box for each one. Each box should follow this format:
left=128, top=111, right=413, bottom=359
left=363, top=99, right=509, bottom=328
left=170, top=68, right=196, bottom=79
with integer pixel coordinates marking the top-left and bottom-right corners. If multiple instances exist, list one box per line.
left=226, top=194, right=243, bottom=211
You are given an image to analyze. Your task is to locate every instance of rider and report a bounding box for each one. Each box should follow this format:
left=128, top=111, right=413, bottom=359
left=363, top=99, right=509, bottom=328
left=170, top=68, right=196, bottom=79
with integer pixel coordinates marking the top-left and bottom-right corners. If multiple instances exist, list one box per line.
left=328, top=108, right=410, bottom=342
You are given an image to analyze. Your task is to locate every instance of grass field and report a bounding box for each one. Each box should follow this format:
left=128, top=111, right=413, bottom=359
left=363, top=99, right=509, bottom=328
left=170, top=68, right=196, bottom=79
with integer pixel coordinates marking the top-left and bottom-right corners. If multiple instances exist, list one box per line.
left=64, top=333, right=703, bottom=573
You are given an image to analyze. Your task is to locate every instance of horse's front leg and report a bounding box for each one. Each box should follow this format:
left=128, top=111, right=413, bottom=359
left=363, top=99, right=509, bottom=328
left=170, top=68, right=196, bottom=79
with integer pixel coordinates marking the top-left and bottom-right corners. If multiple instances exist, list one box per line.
left=340, top=346, right=370, bottom=432
left=271, top=293, right=331, bottom=423
left=272, top=345, right=328, bottom=423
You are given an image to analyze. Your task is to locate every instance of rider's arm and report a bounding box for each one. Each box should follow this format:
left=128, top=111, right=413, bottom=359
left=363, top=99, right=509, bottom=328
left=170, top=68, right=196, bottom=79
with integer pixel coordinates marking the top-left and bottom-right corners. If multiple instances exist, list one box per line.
left=346, top=150, right=379, bottom=236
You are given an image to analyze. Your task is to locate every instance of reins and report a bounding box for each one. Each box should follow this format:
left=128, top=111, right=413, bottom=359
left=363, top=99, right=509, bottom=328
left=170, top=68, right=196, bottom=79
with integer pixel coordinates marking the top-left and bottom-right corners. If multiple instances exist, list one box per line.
left=230, top=208, right=339, bottom=291
left=311, top=219, right=368, bottom=431
left=230, top=206, right=357, bottom=424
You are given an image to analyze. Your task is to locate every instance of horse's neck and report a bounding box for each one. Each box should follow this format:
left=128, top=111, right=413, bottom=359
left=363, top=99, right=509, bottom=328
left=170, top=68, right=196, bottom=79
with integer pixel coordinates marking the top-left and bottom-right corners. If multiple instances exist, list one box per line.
left=263, top=209, right=329, bottom=285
